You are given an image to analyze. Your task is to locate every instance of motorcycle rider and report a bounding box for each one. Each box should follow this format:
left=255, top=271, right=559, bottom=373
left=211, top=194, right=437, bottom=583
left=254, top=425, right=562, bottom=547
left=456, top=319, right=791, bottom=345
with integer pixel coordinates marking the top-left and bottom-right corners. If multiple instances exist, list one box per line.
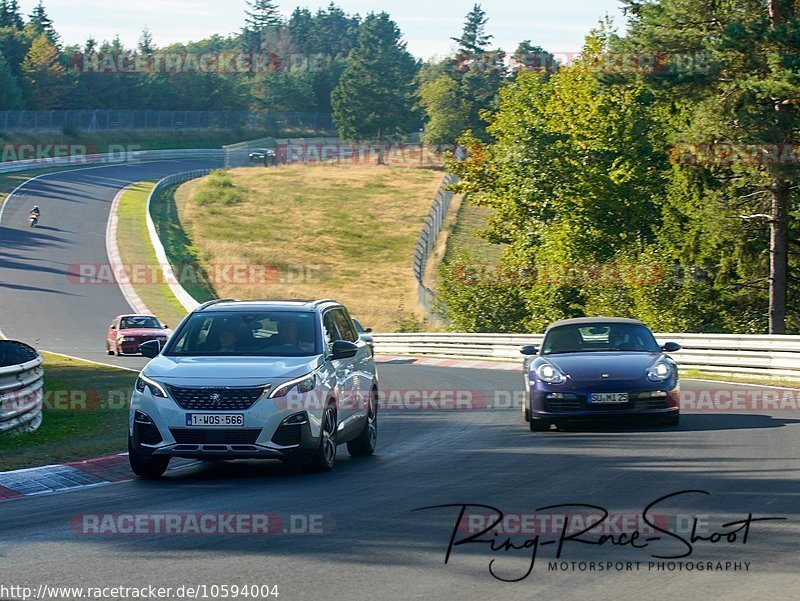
left=28, top=205, right=40, bottom=226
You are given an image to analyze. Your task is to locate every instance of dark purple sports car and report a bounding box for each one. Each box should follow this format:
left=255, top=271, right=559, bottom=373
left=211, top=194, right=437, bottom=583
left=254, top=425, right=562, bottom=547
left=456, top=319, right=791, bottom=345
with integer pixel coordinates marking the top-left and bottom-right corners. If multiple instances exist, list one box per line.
left=520, top=317, right=681, bottom=432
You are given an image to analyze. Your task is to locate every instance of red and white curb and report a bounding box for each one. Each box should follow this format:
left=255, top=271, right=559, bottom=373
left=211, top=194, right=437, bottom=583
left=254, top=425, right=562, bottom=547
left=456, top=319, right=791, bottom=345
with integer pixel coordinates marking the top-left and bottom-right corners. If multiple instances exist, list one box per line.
left=0, top=454, right=133, bottom=500
left=0, top=455, right=197, bottom=501
left=375, top=355, right=520, bottom=370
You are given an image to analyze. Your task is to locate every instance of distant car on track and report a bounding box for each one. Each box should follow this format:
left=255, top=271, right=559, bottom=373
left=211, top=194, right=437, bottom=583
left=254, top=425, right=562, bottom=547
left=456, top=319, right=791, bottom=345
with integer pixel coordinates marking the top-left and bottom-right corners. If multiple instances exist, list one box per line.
left=521, top=317, right=681, bottom=432
left=106, top=314, right=170, bottom=356
left=249, top=148, right=276, bottom=166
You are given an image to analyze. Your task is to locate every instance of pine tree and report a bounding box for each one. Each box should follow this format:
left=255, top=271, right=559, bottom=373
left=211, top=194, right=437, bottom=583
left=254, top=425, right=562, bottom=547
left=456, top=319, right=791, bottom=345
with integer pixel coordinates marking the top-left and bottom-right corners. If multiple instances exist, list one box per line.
left=451, top=4, right=493, bottom=55
left=331, top=12, right=419, bottom=140
left=0, top=49, right=23, bottom=108
left=0, top=0, right=24, bottom=30
left=28, top=0, right=58, bottom=45
left=243, top=0, right=282, bottom=51
left=623, top=0, right=800, bottom=333
left=138, top=27, right=154, bottom=54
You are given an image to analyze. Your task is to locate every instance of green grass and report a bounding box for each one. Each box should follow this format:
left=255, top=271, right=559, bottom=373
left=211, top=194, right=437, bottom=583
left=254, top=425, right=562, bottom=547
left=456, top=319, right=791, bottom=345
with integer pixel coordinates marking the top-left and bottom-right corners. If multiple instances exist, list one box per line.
left=116, top=182, right=192, bottom=329
left=0, top=353, right=138, bottom=471
left=151, top=184, right=217, bottom=304
left=682, top=369, right=800, bottom=389
left=443, top=197, right=506, bottom=265
left=174, top=164, right=444, bottom=330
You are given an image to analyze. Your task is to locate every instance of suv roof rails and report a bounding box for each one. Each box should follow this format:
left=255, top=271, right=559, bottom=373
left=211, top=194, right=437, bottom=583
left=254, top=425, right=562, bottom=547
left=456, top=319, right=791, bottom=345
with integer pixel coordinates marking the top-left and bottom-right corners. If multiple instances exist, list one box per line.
left=308, top=299, right=338, bottom=307
left=197, top=298, right=238, bottom=310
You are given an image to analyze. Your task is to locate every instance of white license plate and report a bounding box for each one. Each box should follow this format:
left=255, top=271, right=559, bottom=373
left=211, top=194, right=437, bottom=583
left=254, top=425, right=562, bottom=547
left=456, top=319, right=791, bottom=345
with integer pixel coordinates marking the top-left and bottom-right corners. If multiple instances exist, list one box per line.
left=185, top=413, right=245, bottom=427
left=589, top=392, right=629, bottom=404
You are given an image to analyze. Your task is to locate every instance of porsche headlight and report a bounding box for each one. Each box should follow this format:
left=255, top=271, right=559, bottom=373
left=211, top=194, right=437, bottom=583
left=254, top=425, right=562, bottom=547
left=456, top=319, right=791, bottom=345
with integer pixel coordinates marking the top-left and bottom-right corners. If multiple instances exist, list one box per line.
left=535, top=361, right=567, bottom=384
left=647, top=361, right=672, bottom=382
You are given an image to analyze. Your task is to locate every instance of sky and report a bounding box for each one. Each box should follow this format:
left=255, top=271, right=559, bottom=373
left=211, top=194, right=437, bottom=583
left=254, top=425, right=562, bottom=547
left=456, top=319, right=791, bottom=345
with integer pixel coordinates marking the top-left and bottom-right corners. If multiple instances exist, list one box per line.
left=16, top=1, right=628, bottom=59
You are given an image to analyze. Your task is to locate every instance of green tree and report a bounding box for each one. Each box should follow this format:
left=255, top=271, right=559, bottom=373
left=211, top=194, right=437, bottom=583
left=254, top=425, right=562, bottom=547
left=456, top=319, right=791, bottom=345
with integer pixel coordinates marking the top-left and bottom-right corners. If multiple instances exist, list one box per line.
left=418, top=5, right=508, bottom=144
left=21, top=33, right=68, bottom=108
left=623, top=0, right=800, bottom=333
left=441, top=30, right=672, bottom=331
left=28, top=0, right=58, bottom=45
left=0, top=49, right=23, bottom=108
left=243, top=0, right=282, bottom=51
left=330, top=12, right=418, bottom=140
left=450, top=3, right=492, bottom=54
left=0, top=0, right=23, bottom=30
left=417, top=74, right=471, bottom=145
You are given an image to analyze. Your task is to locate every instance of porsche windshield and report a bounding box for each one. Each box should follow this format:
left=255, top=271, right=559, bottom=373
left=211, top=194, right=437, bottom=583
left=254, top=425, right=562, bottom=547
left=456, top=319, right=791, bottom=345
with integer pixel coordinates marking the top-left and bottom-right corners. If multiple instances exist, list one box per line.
left=542, top=323, right=660, bottom=355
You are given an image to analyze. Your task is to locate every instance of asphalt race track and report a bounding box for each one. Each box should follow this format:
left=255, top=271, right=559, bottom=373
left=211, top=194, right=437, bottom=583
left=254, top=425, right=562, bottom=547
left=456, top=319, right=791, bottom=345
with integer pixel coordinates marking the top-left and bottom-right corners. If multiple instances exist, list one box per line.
left=0, top=164, right=798, bottom=600
left=0, top=159, right=219, bottom=369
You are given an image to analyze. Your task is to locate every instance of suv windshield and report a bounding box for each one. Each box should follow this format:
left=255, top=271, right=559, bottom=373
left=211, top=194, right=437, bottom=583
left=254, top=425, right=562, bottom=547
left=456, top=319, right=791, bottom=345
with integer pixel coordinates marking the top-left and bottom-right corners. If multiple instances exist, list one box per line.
left=542, top=323, right=660, bottom=355
left=165, top=311, right=318, bottom=357
left=120, top=316, right=161, bottom=329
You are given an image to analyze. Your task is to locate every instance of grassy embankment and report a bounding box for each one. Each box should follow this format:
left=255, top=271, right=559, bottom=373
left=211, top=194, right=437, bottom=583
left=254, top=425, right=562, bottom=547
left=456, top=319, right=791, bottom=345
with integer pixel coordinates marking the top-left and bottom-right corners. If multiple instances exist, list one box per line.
left=172, top=164, right=445, bottom=331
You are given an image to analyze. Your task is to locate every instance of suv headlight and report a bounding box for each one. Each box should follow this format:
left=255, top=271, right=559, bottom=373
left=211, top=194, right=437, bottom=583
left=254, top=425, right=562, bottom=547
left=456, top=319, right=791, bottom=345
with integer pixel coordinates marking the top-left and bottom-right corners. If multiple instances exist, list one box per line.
left=535, top=361, right=567, bottom=384
left=269, top=374, right=316, bottom=398
left=134, top=374, right=169, bottom=398
left=647, top=361, right=672, bottom=382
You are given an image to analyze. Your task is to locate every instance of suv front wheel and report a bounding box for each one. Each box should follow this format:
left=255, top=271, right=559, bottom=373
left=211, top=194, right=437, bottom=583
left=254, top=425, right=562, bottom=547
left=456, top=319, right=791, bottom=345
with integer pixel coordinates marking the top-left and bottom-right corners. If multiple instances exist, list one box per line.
left=128, top=437, right=170, bottom=479
left=348, top=389, right=377, bottom=457
left=304, top=406, right=337, bottom=473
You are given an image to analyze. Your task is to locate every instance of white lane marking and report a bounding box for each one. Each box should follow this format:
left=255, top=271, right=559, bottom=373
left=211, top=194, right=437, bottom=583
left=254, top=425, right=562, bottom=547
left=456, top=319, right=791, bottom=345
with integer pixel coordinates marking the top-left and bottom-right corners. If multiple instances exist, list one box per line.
left=106, top=183, right=153, bottom=316
left=41, top=351, right=141, bottom=373
left=0, top=160, right=212, bottom=344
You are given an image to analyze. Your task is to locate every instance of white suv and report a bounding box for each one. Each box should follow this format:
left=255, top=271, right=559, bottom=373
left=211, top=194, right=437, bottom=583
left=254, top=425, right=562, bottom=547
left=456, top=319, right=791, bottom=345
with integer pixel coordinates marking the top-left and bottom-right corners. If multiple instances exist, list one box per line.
left=128, top=299, right=378, bottom=478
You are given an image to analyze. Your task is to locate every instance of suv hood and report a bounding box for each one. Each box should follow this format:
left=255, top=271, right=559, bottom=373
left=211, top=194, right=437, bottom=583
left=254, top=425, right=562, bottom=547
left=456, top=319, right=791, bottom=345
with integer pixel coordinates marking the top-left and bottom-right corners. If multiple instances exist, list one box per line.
left=142, top=354, right=322, bottom=384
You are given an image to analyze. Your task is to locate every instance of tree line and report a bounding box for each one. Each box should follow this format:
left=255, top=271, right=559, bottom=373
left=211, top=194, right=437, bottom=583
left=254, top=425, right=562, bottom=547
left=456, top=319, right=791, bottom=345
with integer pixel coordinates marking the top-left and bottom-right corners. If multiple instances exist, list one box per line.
left=0, top=0, right=525, bottom=142
left=439, top=0, right=800, bottom=335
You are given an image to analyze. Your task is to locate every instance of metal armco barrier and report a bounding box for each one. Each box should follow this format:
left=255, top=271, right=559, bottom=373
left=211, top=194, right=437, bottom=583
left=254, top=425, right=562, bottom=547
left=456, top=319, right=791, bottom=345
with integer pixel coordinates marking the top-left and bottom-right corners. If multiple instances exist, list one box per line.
left=0, top=148, right=224, bottom=175
left=413, top=146, right=466, bottom=312
left=145, top=170, right=210, bottom=313
left=371, top=332, right=800, bottom=380
left=0, top=341, right=44, bottom=434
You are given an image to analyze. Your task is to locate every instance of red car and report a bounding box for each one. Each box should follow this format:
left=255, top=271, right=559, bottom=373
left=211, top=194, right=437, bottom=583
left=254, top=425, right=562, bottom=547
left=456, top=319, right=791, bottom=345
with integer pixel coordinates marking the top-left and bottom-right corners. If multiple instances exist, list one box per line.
left=106, top=314, right=170, bottom=356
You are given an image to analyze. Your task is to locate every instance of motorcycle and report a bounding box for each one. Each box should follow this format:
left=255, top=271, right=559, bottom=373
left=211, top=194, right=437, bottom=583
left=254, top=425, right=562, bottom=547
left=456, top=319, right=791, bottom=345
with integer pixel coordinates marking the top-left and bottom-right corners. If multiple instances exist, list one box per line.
left=28, top=213, right=38, bottom=227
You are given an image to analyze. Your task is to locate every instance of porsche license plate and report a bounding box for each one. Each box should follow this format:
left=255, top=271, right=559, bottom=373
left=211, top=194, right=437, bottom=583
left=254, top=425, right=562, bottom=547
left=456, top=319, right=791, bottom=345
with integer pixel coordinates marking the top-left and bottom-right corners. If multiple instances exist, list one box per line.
left=589, top=392, right=629, bottom=404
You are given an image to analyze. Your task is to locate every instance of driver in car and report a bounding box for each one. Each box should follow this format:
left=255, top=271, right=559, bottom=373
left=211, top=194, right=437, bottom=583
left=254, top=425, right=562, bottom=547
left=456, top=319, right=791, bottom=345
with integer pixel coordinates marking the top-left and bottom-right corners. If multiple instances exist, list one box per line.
left=274, top=320, right=314, bottom=353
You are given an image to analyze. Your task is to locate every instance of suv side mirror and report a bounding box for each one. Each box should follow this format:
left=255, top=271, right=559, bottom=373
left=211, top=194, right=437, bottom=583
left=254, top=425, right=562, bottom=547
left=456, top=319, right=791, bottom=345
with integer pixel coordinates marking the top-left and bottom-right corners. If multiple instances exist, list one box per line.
left=364, top=327, right=373, bottom=333
left=110, top=324, right=116, bottom=330
left=520, top=344, right=538, bottom=356
left=331, top=340, right=358, bottom=360
left=662, top=342, right=681, bottom=353
left=139, top=339, right=161, bottom=358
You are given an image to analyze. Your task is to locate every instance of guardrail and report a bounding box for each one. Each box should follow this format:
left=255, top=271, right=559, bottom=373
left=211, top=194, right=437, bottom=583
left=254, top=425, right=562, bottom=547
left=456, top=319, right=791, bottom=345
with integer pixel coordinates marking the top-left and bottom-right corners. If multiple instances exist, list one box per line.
left=0, top=341, right=44, bottom=434
left=413, top=146, right=466, bottom=312
left=146, top=170, right=210, bottom=313
left=372, top=332, right=800, bottom=380
left=0, top=148, right=224, bottom=175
